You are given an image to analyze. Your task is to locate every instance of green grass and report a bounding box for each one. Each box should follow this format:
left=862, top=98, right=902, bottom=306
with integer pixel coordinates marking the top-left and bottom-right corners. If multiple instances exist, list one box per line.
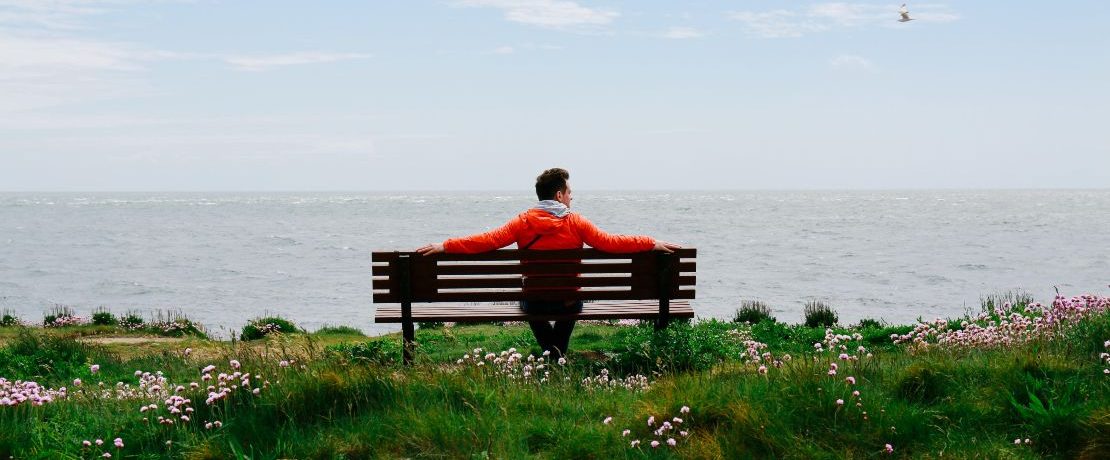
left=0, top=311, right=1107, bottom=458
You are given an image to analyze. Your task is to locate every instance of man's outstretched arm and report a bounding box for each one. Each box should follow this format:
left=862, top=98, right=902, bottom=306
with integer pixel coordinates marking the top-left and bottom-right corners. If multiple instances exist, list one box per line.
left=573, top=215, right=681, bottom=253
left=417, top=217, right=524, bottom=255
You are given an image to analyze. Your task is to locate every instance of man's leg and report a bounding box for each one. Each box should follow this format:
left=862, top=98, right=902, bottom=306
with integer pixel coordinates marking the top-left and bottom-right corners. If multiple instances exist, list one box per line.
left=528, top=321, right=555, bottom=352
left=551, top=320, right=576, bottom=358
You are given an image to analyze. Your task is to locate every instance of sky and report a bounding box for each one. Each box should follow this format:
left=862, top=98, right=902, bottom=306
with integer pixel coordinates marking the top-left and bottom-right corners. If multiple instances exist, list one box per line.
left=1, top=1, right=1108, bottom=191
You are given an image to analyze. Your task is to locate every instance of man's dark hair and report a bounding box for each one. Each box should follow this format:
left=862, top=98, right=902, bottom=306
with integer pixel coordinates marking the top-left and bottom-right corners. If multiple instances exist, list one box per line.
left=535, top=168, right=569, bottom=200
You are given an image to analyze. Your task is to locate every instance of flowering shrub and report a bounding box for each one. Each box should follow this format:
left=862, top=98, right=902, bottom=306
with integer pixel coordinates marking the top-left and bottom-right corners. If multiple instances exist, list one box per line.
left=44, top=314, right=87, bottom=328
left=241, top=317, right=298, bottom=341
left=1, top=313, right=22, bottom=327
left=42, top=305, right=86, bottom=328
left=892, top=294, right=1110, bottom=351
left=146, top=319, right=205, bottom=337
left=118, top=314, right=144, bottom=330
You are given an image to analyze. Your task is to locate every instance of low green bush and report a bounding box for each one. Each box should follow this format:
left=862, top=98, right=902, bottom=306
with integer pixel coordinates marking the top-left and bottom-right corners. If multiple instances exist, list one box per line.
left=241, top=316, right=299, bottom=341
left=0, top=309, right=20, bottom=327
left=610, top=320, right=740, bottom=374
left=315, top=325, right=365, bottom=336
left=803, top=300, right=838, bottom=328
left=91, top=308, right=116, bottom=326
left=732, top=300, right=775, bottom=324
left=328, top=340, right=401, bottom=364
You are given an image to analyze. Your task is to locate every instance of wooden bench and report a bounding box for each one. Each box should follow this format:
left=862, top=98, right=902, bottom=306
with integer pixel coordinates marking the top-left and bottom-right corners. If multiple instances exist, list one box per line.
left=372, top=248, right=696, bottom=364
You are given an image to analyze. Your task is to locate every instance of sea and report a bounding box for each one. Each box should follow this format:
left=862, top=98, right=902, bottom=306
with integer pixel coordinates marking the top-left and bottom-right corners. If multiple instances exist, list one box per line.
left=1, top=190, right=1107, bottom=337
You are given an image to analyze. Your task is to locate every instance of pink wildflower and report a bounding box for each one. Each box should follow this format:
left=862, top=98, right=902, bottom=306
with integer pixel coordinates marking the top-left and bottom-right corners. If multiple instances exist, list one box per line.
left=73, top=378, right=82, bottom=387
left=82, top=440, right=92, bottom=447
left=647, top=416, right=655, bottom=426
left=114, top=438, right=123, bottom=448
left=102, top=453, right=111, bottom=458
left=650, top=440, right=660, bottom=448
left=229, top=360, right=241, bottom=370
left=758, top=365, right=768, bottom=375
left=836, top=399, right=844, bottom=406
left=666, top=438, right=677, bottom=446
left=680, top=430, right=689, bottom=437
left=90, top=364, right=100, bottom=374
left=884, top=444, right=893, bottom=454
left=621, top=429, right=630, bottom=437
left=846, top=376, right=856, bottom=385
left=630, top=440, right=640, bottom=447
left=680, top=405, right=690, bottom=414
left=603, top=416, right=612, bottom=425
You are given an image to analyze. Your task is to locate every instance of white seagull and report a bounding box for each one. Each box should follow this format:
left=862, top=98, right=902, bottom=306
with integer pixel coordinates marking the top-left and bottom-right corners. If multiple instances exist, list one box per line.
left=898, top=4, right=914, bottom=22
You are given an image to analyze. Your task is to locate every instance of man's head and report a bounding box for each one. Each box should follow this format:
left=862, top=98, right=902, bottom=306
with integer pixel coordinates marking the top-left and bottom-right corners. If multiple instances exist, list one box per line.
left=535, top=167, right=572, bottom=207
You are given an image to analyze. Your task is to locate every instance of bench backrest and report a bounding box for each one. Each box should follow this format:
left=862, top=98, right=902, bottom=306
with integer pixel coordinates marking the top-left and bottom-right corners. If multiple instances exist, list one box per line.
left=372, top=248, right=696, bottom=304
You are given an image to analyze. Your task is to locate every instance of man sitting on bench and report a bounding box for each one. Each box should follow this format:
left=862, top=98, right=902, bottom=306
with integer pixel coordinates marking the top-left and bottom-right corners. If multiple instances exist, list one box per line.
left=416, top=167, right=681, bottom=358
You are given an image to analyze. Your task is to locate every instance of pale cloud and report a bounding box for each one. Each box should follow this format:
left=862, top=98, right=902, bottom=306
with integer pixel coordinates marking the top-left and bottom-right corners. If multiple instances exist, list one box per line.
left=222, top=52, right=372, bottom=71
left=662, top=26, right=705, bottom=39
left=730, top=3, right=959, bottom=38
left=0, top=31, right=153, bottom=111
left=728, top=10, right=825, bottom=38
left=455, top=0, right=618, bottom=29
left=483, top=43, right=564, bottom=54
left=830, top=54, right=876, bottom=71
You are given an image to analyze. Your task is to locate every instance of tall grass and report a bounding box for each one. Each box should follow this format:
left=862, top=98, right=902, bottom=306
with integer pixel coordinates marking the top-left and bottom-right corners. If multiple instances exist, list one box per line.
left=0, top=300, right=1107, bottom=458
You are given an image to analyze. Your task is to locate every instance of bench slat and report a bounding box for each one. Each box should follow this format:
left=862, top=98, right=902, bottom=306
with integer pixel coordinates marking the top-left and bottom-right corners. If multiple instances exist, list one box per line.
left=375, top=275, right=694, bottom=292
left=375, top=300, right=693, bottom=323
left=436, top=262, right=635, bottom=276
left=373, top=288, right=695, bottom=303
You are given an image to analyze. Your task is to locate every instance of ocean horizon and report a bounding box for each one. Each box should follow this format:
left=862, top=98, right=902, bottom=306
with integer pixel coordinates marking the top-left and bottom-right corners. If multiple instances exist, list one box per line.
left=2, top=189, right=1108, bottom=337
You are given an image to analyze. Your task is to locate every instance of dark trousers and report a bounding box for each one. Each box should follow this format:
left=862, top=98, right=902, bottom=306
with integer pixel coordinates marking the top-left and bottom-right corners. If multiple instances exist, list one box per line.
left=521, top=300, right=582, bottom=358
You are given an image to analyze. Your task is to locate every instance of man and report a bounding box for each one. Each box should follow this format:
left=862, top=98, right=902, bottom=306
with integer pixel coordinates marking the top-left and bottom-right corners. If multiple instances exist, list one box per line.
left=417, top=167, right=681, bottom=357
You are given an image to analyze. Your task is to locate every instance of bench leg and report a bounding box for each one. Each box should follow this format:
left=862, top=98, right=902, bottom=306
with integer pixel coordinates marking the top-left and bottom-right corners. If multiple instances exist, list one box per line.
left=655, top=298, right=671, bottom=331
left=402, top=319, right=415, bottom=365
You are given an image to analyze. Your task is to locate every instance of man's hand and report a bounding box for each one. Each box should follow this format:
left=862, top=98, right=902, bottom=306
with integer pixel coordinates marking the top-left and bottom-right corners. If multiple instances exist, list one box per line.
left=652, top=240, right=682, bottom=253
left=416, top=243, right=445, bottom=256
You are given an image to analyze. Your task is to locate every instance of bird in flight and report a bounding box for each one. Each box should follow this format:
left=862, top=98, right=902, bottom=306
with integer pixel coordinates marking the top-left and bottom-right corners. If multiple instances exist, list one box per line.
left=898, top=4, right=914, bottom=22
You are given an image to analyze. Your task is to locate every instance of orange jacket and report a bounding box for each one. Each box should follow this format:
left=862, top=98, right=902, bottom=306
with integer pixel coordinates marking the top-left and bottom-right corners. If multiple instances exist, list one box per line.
left=443, top=208, right=654, bottom=253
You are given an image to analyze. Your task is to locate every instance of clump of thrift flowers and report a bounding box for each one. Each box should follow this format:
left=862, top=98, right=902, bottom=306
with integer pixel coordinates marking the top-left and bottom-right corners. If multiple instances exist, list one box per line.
left=0, top=378, right=67, bottom=406
left=612, top=405, right=693, bottom=450
left=893, top=294, right=1109, bottom=350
